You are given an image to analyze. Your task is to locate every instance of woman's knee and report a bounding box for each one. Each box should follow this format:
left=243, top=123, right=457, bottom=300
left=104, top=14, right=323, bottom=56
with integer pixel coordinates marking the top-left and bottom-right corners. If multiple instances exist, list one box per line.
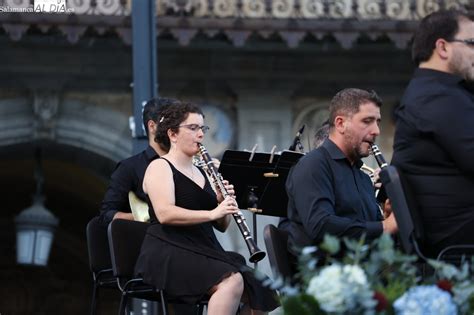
left=209, top=272, right=244, bottom=299
left=224, top=273, right=244, bottom=296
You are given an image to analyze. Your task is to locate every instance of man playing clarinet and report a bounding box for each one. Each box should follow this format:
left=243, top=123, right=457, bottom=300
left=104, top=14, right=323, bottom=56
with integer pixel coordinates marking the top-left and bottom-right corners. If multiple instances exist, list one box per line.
left=285, top=88, right=398, bottom=252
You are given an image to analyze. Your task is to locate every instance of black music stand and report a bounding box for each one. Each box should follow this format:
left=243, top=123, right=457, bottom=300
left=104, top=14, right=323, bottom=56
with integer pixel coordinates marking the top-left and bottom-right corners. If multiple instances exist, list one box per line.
left=218, top=150, right=278, bottom=211
left=218, top=150, right=303, bottom=264
left=258, top=150, right=304, bottom=217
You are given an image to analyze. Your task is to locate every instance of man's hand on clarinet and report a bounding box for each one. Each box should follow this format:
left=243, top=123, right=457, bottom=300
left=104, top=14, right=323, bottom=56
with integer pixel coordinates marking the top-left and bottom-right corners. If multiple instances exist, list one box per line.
left=382, top=199, right=392, bottom=219
left=382, top=210, right=398, bottom=234
left=372, top=167, right=382, bottom=189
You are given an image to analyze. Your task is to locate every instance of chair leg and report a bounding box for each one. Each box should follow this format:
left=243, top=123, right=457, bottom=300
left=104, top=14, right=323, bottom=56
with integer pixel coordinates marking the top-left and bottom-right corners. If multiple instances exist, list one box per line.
left=159, top=290, right=168, bottom=315
left=118, top=292, right=127, bottom=315
left=90, top=282, right=98, bottom=315
left=196, top=303, right=205, bottom=315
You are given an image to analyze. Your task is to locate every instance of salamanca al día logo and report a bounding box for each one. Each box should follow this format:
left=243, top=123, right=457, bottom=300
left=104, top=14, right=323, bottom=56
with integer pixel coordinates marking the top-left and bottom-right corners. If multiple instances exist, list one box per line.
left=34, top=0, right=67, bottom=13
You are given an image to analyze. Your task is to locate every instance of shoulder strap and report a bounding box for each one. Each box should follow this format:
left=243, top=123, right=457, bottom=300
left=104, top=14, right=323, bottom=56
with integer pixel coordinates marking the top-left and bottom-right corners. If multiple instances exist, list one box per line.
left=160, top=157, right=177, bottom=175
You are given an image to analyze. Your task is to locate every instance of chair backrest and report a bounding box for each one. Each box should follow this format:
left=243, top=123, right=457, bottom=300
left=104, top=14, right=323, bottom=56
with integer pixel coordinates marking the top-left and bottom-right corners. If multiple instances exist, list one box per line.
left=379, top=166, right=425, bottom=257
left=86, top=216, right=112, bottom=273
left=263, top=224, right=295, bottom=281
left=107, top=219, right=149, bottom=279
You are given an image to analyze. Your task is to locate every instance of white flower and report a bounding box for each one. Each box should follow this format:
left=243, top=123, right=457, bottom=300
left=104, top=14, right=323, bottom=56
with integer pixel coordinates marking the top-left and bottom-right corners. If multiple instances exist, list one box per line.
left=306, top=264, right=375, bottom=314
left=301, top=246, right=318, bottom=256
left=343, top=264, right=368, bottom=285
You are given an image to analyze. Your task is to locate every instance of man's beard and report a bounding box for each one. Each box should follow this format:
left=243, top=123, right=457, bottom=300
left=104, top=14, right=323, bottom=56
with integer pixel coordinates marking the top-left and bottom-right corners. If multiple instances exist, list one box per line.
left=355, top=142, right=371, bottom=160
left=449, top=50, right=474, bottom=82
left=345, top=131, right=371, bottom=161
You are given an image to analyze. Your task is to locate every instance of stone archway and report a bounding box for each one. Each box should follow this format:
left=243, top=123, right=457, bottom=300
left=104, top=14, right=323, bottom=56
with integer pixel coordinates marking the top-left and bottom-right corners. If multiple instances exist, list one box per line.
left=0, top=94, right=132, bottom=162
left=0, top=94, right=131, bottom=314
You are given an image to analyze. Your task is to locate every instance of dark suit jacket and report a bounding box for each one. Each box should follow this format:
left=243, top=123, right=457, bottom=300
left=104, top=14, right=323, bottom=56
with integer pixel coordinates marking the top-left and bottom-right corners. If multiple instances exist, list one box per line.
left=99, top=146, right=159, bottom=225
left=392, top=68, right=474, bottom=254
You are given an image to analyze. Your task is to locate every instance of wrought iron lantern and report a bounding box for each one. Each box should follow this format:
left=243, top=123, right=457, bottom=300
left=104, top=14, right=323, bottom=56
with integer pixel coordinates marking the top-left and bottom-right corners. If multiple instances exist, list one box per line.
left=15, top=149, right=59, bottom=266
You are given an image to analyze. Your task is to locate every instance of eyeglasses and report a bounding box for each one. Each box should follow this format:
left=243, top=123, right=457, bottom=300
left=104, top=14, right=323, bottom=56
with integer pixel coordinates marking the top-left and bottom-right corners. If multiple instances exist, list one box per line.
left=448, top=38, right=474, bottom=47
left=178, top=124, right=210, bottom=134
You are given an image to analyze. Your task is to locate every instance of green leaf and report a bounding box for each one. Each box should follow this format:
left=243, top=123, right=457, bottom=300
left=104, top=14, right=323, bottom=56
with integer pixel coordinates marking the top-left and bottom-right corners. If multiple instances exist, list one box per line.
left=320, top=234, right=341, bottom=255
left=281, top=294, right=324, bottom=315
left=375, top=279, right=410, bottom=303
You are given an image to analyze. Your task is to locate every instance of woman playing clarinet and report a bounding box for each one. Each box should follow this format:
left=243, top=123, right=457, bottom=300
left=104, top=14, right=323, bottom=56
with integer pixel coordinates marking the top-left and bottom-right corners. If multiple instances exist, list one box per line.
left=134, top=100, right=278, bottom=315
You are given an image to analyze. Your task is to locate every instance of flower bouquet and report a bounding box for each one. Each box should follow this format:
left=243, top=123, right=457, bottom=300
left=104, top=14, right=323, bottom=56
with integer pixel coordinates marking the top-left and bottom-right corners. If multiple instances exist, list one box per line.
left=277, top=234, right=474, bottom=315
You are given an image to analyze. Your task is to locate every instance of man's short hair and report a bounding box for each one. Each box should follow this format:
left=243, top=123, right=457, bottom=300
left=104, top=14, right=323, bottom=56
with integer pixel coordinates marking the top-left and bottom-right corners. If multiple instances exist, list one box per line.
left=412, top=9, right=473, bottom=66
left=142, top=97, right=180, bottom=136
left=328, top=88, right=382, bottom=127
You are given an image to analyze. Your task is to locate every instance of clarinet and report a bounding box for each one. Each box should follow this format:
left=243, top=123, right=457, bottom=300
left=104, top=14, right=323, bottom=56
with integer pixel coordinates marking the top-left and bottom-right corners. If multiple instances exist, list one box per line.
left=370, top=144, right=388, bottom=169
left=197, top=143, right=266, bottom=263
left=370, top=143, right=388, bottom=204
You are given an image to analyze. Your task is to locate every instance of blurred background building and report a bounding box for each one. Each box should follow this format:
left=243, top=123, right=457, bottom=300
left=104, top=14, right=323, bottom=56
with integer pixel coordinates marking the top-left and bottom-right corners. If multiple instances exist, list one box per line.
left=0, top=0, right=472, bottom=313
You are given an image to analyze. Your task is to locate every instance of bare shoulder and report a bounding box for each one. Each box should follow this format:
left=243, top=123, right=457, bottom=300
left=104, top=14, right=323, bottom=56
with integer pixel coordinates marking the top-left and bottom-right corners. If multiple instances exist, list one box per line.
left=148, top=158, right=171, bottom=172
left=143, top=159, right=173, bottom=193
left=144, top=159, right=173, bottom=182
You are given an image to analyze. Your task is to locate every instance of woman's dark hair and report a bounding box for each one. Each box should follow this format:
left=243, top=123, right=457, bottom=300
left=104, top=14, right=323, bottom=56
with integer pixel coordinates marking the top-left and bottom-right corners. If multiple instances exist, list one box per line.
left=154, top=100, right=204, bottom=151
left=142, top=97, right=180, bottom=136
left=412, top=10, right=472, bottom=66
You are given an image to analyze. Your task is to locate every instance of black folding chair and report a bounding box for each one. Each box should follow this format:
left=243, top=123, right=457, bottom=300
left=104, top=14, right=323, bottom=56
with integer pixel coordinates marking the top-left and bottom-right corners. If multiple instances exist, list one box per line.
left=107, top=219, right=168, bottom=315
left=379, top=166, right=427, bottom=259
left=437, top=245, right=474, bottom=265
left=263, top=224, right=297, bottom=283
left=380, top=166, right=474, bottom=265
left=86, top=216, right=119, bottom=315
left=108, top=219, right=208, bottom=315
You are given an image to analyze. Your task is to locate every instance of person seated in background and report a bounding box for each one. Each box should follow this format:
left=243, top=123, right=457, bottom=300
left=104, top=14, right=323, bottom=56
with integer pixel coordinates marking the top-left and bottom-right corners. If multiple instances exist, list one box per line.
left=392, top=9, right=474, bottom=255
left=285, top=88, right=398, bottom=253
left=99, top=97, right=178, bottom=225
left=312, top=122, right=330, bottom=149
left=134, top=100, right=279, bottom=315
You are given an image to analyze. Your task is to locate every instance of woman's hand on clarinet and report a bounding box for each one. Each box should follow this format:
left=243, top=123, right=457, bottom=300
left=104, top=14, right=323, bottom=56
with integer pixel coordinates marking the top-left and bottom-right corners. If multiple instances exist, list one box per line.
left=216, top=180, right=235, bottom=203
left=223, top=180, right=235, bottom=197
left=210, top=196, right=239, bottom=220
left=212, top=158, right=220, bottom=169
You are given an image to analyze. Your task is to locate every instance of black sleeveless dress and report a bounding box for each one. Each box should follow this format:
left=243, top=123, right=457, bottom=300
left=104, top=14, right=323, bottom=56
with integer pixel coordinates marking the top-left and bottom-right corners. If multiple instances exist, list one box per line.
left=134, top=158, right=279, bottom=311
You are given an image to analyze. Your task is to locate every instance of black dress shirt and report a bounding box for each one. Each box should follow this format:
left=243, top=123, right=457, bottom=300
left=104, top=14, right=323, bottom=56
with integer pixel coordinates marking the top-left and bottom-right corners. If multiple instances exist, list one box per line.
left=392, top=68, right=474, bottom=253
left=286, top=139, right=383, bottom=250
left=99, top=146, right=159, bottom=225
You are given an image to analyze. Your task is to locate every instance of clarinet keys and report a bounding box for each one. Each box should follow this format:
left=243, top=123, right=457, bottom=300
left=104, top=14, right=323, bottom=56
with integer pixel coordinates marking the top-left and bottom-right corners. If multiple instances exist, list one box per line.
left=197, top=143, right=266, bottom=263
